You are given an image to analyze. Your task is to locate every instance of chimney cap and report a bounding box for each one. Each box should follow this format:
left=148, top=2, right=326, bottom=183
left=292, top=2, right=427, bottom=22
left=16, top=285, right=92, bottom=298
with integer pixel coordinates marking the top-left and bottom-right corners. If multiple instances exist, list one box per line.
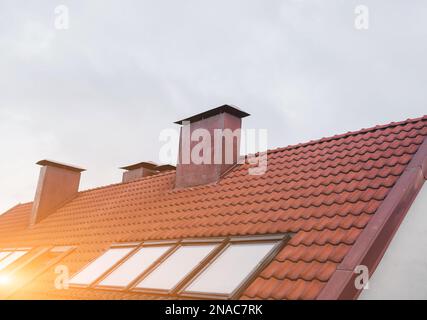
left=174, top=104, right=250, bottom=125
left=155, top=164, right=176, bottom=172
left=120, top=161, right=158, bottom=171
left=36, top=159, right=86, bottom=172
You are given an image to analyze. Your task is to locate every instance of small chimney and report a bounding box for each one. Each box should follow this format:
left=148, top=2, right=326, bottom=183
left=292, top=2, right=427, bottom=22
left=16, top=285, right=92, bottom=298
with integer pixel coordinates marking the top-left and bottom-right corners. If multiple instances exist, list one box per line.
left=31, top=160, right=85, bottom=225
left=120, top=161, right=159, bottom=183
left=155, top=164, right=176, bottom=172
left=174, top=105, right=250, bottom=188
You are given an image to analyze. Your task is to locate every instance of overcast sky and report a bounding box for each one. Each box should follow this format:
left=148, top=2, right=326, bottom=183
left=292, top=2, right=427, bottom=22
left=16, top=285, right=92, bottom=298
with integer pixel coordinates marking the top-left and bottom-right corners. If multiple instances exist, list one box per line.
left=0, top=0, right=426, bottom=214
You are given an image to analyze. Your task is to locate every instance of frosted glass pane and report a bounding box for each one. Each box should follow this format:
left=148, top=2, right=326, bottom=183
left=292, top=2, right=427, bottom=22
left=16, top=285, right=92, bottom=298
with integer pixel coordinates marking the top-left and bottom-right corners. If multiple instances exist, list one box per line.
left=136, top=244, right=217, bottom=290
left=69, top=247, right=133, bottom=285
left=0, top=251, right=12, bottom=261
left=99, top=245, right=172, bottom=287
left=186, top=242, right=276, bottom=294
left=0, top=251, right=28, bottom=271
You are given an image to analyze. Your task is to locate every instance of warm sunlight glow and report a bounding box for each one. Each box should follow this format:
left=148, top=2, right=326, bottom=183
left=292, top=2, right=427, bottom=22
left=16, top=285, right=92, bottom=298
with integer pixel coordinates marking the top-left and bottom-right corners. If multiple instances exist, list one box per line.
left=0, top=275, right=11, bottom=285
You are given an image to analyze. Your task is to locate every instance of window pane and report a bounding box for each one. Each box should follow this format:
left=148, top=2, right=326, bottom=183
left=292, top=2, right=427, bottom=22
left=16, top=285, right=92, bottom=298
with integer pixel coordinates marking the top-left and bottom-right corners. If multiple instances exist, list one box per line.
left=98, top=245, right=172, bottom=287
left=69, top=247, right=133, bottom=285
left=136, top=244, right=217, bottom=291
left=185, top=242, right=276, bottom=295
left=0, top=251, right=12, bottom=261
left=0, top=251, right=28, bottom=271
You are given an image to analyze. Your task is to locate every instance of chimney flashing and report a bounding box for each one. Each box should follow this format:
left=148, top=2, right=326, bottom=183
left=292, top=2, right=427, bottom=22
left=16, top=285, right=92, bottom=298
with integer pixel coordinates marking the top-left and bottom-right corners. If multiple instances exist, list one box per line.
left=174, top=104, right=250, bottom=125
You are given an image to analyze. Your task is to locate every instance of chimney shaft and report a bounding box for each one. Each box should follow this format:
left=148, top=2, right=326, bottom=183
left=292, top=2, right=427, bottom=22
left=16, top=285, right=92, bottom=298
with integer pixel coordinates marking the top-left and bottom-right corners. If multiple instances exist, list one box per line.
left=174, top=105, right=249, bottom=188
left=30, top=160, right=85, bottom=225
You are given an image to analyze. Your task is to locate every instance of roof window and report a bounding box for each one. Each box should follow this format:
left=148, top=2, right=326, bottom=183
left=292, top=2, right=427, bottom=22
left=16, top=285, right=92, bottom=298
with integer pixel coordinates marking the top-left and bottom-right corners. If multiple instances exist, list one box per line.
left=134, top=244, right=218, bottom=292
left=68, top=234, right=289, bottom=299
left=183, top=242, right=277, bottom=296
left=97, top=244, right=173, bottom=288
left=69, top=246, right=134, bottom=286
left=0, top=250, right=29, bottom=272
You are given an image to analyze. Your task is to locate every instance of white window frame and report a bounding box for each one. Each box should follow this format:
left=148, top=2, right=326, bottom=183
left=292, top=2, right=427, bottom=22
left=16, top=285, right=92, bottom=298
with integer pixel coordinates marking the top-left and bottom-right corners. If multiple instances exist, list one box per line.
left=64, top=234, right=290, bottom=299
left=179, top=234, right=289, bottom=299
left=0, top=248, right=31, bottom=272
left=131, top=238, right=224, bottom=295
left=68, top=243, right=138, bottom=288
left=94, top=241, right=177, bottom=290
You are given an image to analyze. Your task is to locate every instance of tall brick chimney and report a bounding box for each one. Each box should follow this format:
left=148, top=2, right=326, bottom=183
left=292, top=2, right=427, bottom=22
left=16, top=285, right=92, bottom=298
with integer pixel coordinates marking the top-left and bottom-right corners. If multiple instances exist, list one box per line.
left=30, top=160, right=85, bottom=225
left=174, top=105, right=249, bottom=188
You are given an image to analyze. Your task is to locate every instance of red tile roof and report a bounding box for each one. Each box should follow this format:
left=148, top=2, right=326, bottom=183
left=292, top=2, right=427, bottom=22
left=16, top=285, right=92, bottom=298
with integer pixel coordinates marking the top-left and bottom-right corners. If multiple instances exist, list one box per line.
left=1, top=115, right=426, bottom=300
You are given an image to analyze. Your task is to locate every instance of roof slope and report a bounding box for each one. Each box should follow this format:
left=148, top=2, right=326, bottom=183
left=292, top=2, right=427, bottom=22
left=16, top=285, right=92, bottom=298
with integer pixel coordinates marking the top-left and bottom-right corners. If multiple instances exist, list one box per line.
left=1, top=116, right=426, bottom=300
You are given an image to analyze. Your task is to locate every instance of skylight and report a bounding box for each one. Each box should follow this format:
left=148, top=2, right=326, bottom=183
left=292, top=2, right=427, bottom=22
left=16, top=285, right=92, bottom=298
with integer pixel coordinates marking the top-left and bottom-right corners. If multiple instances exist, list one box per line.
left=135, top=244, right=218, bottom=291
left=184, top=242, right=276, bottom=295
left=0, top=250, right=28, bottom=272
left=69, top=247, right=134, bottom=286
left=98, top=245, right=173, bottom=288
left=66, top=235, right=288, bottom=298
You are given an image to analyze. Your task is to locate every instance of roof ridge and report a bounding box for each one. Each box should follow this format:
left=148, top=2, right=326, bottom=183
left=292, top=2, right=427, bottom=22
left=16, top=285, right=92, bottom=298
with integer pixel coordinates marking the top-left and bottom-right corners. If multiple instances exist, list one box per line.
left=267, top=115, right=427, bottom=155
left=0, top=203, right=24, bottom=217
left=45, top=114, right=427, bottom=197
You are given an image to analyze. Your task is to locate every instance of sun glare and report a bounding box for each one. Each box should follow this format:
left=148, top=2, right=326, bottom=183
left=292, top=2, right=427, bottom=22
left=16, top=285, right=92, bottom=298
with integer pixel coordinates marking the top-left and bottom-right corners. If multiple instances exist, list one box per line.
left=0, top=275, right=11, bottom=285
